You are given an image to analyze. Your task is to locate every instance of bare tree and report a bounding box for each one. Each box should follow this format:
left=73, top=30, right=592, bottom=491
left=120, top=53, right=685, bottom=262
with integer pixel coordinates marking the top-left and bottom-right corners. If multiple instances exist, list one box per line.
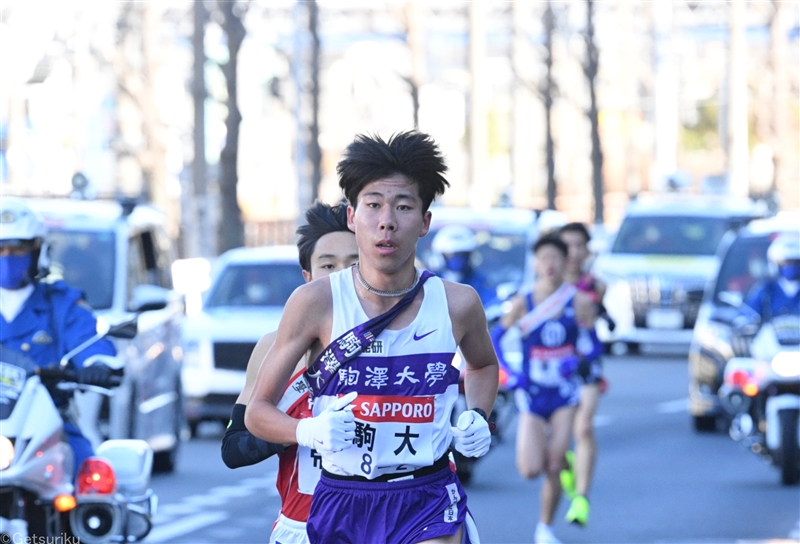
left=112, top=2, right=177, bottom=235
left=584, top=0, right=604, bottom=224
left=511, top=2, right=558, bottom=210
left=308, top=0, right=322, bottom=201
left=217, top=1, right=247, bottom=252
left=402, top=1, right=427, bottom=129
left=189, top=0, right=210, bottom=258
left=542, top=1, right=557, bottom=210
left=769, top=0, right=792, bottom=207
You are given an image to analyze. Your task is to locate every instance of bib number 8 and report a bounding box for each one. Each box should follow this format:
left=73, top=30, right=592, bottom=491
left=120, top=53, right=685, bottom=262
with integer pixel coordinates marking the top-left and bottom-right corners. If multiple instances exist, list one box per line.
left=361, top=453, right=373, bottom=475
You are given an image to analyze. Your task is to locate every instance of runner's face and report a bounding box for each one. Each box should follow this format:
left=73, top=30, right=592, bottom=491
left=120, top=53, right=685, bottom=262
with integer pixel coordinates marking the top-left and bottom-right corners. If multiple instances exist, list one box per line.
left=347, top=174, right=431, bottom=273
left=560, top=231, right=589, bottom=274
left=303, top=231, right=359, bottom=282
left=535, top=244, right=566, bottom=284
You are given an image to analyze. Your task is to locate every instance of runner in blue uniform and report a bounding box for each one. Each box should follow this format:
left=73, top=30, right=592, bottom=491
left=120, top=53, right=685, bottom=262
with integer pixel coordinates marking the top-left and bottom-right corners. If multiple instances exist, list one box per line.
left=491, top=235, right=598, bottom=544
left=246, top=131, right=499, bottom=544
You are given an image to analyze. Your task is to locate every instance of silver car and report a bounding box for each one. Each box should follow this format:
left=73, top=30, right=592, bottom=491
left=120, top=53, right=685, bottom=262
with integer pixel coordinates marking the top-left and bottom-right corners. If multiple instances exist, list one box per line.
left=592, top=195, right=766, bottom=354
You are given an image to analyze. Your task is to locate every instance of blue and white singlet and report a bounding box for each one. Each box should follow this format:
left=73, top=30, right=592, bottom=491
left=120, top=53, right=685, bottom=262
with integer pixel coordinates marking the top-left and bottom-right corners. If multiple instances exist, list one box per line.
left=312, top=268, right=460, bottom=479
left=519, top=292, right=581, bottom=401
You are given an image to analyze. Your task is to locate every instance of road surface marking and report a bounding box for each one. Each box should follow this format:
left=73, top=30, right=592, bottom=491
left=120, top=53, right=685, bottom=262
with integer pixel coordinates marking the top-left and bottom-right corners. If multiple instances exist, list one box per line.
left=657, top=398, right=688, bottom=414
left=147, top=511, right=229, bottom=542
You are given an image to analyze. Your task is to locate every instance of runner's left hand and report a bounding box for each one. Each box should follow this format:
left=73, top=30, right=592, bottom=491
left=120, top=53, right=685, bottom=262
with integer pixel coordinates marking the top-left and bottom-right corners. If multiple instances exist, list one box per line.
left=451, top=410, right=491, bottom=458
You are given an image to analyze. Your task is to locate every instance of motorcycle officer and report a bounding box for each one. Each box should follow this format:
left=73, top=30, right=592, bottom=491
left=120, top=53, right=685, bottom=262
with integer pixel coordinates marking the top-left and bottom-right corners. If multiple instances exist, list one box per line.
left=0, top=196, right=117, bottom=472
left=431, top=224, right=496, bottom=306
left=744, top=233, right=800, bottom=322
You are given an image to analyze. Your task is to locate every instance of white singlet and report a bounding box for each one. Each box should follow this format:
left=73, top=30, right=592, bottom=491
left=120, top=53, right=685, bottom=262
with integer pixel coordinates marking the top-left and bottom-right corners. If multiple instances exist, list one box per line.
left=313, top=268, right=460, bottom=479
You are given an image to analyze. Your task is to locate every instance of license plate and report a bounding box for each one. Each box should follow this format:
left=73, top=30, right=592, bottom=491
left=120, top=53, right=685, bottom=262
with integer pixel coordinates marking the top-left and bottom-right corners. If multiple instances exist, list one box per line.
left=646, top=308, right=683, bottom=329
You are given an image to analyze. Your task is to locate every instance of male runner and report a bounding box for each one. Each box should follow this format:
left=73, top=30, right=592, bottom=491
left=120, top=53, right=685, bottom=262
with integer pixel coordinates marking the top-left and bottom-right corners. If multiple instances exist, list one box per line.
left=221, top=201, right=359, bottom=543
left=557, top=222, right=606, bottom=527
left=491, top=235, right=599, bottom=544
left=246, top=131, right=499, bottom=544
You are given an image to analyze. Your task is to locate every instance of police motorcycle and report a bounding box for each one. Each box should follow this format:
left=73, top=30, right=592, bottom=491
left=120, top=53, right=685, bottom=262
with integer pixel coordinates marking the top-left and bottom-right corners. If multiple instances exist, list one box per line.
left=718, top=311, right=800, bottom=486
left=0, top=307, right=163, bottom=542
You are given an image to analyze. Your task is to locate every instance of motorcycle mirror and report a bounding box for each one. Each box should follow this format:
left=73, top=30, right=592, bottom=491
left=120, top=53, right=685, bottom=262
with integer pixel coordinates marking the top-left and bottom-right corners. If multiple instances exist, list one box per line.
left=95, top=317, right=111, bottom=337
left=108, top=319, right=138, bottom=340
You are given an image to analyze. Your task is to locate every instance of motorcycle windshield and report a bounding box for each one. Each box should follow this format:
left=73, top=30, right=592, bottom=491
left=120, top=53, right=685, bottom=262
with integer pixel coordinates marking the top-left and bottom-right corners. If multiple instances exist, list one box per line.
left=0, top=347, right=37, bottom=421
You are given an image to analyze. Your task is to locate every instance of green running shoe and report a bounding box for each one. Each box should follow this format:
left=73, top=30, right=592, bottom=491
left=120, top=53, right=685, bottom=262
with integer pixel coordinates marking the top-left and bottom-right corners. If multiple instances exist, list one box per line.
left=559, top=450, right=576, bottom=500
left=565, top=495, right=589, bottom=527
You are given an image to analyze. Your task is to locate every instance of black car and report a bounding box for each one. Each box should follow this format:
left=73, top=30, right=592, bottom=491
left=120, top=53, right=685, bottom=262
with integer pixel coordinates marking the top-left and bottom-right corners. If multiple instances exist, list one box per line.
left=688, top=212, right=798, bottom=432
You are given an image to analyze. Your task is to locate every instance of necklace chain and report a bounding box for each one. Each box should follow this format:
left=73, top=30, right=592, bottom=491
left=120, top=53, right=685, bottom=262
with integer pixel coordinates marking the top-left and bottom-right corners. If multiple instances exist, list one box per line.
left=354, top=263, right=420, bottom=297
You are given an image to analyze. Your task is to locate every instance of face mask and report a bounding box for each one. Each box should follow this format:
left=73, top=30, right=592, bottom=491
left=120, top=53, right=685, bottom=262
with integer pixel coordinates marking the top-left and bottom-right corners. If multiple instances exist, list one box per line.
left=0, top=254, right=33, bottom=289
left=778, top=262, right=800, bottom=282
left=444, top=253, right=469, bottom=273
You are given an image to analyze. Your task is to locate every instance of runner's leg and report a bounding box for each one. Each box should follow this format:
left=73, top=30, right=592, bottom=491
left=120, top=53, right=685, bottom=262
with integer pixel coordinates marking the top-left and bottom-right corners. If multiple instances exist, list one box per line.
left=574, top=384, right=599, bottom=497
left=541, top=406, right=577, bottom=525
left=516, top=411, right=546, bottom=479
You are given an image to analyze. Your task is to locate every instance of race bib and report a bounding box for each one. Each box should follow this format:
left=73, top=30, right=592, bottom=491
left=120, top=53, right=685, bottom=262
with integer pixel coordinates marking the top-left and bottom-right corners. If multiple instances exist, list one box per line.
left=297, top=445, right=322, bottom=495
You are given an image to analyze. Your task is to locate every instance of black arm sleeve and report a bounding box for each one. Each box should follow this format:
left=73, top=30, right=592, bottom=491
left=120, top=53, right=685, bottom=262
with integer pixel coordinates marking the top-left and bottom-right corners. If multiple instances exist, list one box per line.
left=220, top=403, right=286, bottom=469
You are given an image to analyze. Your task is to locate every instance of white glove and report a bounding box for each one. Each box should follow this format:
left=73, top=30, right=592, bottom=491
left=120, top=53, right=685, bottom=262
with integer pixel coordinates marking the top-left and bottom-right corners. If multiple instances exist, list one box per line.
left=296, top=391, right=358, bottom=453
left=451, top=410, right=491, bottom=458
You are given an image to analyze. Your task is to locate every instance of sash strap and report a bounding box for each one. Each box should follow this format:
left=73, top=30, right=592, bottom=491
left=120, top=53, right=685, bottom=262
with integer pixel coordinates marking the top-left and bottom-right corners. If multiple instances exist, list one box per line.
left=304, top=269, right=434, bottom=398
left=517, top=283, right=577, bottom=336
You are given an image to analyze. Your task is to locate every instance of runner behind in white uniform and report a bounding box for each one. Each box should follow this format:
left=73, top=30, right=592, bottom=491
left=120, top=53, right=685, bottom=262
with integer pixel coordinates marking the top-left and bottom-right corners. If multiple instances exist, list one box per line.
left=220, top=201, right=359, bottom=544
left=246, top=131, right=500, bottom=544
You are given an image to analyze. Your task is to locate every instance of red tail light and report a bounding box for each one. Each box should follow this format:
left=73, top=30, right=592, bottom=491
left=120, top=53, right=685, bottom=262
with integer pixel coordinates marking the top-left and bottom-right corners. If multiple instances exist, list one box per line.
left=77, top=458, right=116, bottom=495
left=730, top=369, right=751, bottom=387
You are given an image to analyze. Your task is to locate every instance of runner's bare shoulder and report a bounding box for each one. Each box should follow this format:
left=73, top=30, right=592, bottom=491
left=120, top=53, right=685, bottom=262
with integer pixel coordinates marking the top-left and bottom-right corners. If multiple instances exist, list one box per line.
left=276, top=276, right=335, bottom=342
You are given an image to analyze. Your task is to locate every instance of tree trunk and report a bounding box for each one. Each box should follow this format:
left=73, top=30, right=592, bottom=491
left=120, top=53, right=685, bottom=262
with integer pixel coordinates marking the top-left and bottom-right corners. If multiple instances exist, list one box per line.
left=584, top=0, right=604, bottom=224
left=190, top=0, right=210, bottom=258
left=218, top=1, right=246, bottom=252
left=543, top=1, right=556, bottom=210
left=308, top=0, right=322, bottom=201
left=770, top=0, right=793, bottom=208
left=404, top=1, right=426, bottom=129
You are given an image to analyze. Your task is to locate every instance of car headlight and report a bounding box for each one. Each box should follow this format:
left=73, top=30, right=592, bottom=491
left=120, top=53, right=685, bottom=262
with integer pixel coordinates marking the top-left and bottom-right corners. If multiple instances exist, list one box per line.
left=0, top=436, right=14, bottom=470
left=771, top=351, right=800, bottom=378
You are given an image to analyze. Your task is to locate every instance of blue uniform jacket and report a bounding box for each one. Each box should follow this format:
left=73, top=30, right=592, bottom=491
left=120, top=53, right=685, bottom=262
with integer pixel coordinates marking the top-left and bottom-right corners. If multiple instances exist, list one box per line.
left=0, top=280, right=116, bottom=370
left=745, top=280, right=800, bottom=322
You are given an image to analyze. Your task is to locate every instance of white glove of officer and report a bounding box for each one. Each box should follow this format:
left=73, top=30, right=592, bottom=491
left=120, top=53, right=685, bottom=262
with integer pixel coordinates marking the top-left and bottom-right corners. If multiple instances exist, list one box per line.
left=296, top=391, right=358, bottom=453
left=451, top=410, right=491, bottom=458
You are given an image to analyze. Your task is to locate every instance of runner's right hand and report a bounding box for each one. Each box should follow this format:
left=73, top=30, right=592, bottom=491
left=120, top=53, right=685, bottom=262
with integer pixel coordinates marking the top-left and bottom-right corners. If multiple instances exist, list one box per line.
left=295, top=391, right=358, bottom=453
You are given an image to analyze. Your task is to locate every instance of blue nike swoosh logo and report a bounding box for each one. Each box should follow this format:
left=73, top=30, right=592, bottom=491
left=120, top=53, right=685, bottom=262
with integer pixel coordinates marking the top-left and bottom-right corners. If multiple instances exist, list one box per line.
left=413, top=329, right=437, bottom=341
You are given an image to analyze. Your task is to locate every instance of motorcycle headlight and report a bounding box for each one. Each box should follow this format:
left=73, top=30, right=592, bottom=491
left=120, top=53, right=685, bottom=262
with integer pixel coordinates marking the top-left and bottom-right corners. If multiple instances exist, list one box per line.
left=771, top=351, right=800, bottom=378
left=0, top=436, right=14, bottom=470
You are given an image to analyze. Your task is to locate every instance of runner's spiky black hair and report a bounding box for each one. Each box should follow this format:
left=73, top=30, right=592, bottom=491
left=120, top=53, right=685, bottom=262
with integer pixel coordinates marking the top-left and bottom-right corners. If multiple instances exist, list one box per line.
left=559, top=222, right=591, bottom=243
left=337, top=131, right=449, bottom=213
left=296, top=201, right=352, bottom=272
left=533, top=234, right=568, bottom=257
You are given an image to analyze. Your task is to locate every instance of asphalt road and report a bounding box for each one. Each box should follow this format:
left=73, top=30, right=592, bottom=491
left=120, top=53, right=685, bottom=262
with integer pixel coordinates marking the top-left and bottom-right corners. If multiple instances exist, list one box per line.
left=146, top=354, right=800, bottom=544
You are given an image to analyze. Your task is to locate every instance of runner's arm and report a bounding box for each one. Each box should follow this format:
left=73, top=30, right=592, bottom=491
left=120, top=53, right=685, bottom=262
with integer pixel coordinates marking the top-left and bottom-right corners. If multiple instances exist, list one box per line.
left=245, top=281, right=329, bottom=445
left=237, top=331, right=276, bottom=405
left=221, top=332, right=285, bottom=469
left=221, top=404, right=286, bottom=468
left=574, top=291, right=598, bottom=329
